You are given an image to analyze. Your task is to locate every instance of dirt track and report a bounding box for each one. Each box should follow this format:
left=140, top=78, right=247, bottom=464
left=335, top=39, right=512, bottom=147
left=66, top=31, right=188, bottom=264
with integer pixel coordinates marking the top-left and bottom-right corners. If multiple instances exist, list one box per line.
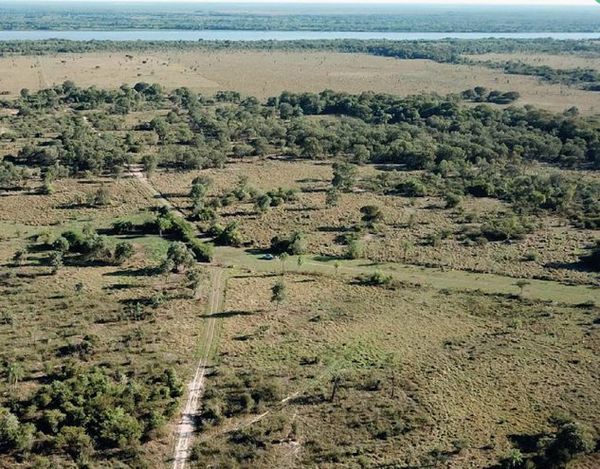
left=172, top=268, right=224, bottom=469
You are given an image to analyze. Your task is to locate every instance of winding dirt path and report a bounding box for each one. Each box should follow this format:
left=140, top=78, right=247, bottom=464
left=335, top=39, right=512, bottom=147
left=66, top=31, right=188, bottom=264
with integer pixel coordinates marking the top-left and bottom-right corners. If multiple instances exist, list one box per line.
left=172, top=268, right=224, bottom=469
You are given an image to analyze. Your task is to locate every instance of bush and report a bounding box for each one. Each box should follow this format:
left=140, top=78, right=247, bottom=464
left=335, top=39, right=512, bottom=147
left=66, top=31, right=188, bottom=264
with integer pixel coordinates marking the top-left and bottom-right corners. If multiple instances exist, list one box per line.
left=0, top=408, right=34, bottom=455
left=357, top=271, right=393, bottom=287
left=188, top=238, right=214, bottom=263
left=270, top=231, right=306, bottom=255
left=114, top=242, right=134, bottom=264
left=540, top=422, right=595, bottom=468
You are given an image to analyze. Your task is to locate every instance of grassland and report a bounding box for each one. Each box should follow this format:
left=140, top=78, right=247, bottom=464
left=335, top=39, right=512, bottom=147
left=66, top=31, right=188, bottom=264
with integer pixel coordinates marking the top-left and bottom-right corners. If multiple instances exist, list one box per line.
left=1, top=51, right=599, bottom=114
left=467, top=53, right=600, bottom=72
left=190, top=270, right=600, bottom=468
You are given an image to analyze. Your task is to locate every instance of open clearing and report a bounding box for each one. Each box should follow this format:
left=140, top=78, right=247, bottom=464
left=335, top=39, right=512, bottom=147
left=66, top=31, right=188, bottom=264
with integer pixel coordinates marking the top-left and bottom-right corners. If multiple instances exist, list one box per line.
left=1, top=50, right=599, bottom=113
left=152, top=160, right=600, bottom=286
left=467, top=53, right=600, bottom=71
left=190, top=271, right=600, bottom=468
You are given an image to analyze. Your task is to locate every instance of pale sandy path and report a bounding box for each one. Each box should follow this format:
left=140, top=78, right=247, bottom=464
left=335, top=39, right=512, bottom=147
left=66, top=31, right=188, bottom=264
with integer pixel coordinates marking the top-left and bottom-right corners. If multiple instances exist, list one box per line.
left=172, top=268, right=224, bottom=469
left=126, top=166, right=224, bottom=469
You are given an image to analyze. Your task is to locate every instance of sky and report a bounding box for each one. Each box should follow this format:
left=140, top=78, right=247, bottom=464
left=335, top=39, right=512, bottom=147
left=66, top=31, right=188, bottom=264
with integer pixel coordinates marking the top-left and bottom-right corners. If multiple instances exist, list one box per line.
left=20, top=0, right=595, bottom=4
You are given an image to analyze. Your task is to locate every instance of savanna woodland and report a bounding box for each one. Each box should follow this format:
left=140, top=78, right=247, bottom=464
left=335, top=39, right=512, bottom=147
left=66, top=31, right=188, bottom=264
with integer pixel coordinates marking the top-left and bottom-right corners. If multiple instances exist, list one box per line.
left=0, top=6, right=599, bottom=469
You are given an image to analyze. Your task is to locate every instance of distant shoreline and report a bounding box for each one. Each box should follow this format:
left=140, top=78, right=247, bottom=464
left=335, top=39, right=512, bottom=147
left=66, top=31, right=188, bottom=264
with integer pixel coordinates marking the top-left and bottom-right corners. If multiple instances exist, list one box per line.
left=1, top=30, right=599, bottom=42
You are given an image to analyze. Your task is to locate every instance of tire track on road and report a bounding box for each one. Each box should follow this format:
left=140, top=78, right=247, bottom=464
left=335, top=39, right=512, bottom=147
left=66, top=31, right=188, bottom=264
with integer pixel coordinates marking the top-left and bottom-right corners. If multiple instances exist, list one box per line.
left=172, top=268, right=224, bottom=469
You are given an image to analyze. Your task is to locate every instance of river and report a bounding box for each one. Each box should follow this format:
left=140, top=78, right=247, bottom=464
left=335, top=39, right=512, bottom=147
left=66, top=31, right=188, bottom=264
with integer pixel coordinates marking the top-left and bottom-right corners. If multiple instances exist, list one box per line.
left=0, top=30, right=599, bottom=42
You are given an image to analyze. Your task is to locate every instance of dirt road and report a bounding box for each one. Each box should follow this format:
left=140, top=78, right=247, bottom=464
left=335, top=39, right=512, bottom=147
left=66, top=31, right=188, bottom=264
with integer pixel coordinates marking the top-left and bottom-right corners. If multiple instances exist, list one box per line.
left=172, top=268, right=225, bottom=469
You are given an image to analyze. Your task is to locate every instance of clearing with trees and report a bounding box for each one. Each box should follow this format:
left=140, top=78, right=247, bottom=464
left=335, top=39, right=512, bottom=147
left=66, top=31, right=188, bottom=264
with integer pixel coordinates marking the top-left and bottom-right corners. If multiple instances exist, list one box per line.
left=0, top=16, right=599, bottom=469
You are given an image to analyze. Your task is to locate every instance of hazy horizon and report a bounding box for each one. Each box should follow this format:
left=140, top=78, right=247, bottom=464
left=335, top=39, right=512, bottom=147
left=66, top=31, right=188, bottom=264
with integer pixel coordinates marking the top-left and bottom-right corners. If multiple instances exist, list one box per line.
left=5, top=0, right=596, bottom=5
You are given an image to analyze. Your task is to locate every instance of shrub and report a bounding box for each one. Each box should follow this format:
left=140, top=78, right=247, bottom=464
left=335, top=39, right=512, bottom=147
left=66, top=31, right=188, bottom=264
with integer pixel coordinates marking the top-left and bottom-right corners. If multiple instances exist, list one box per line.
left=357, top=271, right=393, bottom=287
left=188, top=238, right=214, bottom=263
left=114, top=242, right=134, bottom=264
left=540, top=422, right=595, bottom=468
left=270, top=231, right=306, bottom=255
left=0, top=408, right=34, bottom=455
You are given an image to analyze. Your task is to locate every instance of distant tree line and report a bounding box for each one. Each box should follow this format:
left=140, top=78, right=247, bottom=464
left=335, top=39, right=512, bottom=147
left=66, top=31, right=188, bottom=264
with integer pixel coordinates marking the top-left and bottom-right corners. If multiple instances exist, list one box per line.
left=0, top=5, right=599, bottom=33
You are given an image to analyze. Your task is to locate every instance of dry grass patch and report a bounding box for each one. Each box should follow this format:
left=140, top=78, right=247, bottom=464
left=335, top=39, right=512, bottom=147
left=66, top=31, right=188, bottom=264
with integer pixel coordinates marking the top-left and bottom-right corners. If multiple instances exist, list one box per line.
left=468, top=53, right=600, bottom=71
left=0, top=176, right=153, bottom=227
left=194, top=272, right=600, bottom=467
left=0, top=51, right=598, bottom=113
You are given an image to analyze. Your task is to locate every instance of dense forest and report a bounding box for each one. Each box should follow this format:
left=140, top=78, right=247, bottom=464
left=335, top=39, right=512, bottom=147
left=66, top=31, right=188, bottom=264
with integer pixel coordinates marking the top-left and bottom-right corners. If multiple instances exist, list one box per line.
left=2, top=37, right=600, bottom=58
left=0, top=4, right=599, bottom=33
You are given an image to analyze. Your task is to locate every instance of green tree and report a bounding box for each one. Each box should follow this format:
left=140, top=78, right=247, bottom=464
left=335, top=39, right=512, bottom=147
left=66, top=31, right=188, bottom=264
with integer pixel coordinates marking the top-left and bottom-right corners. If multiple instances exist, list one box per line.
left=114, top=242, right=134, bottom=265
left=332, top=162, right=357, bottom=192
left=254, top=194, right=272, bottom=214
left=515, top=280, right=530, bottom=298
left=325, top=188, right=340, bottom=208
left=541, top=422, right=595, bottom=468
left=346, top=240, right=363, bottom=260
left=360, top=205, right=384, bottom=229
left=401, top=240, right=412, bottom=262
left=52, top=236, right=70, bottom=253
left=142, top=153, right=158, bottom=178
left=186, top=269, right=203, bottom=297
left=0, top=407, right=34, bottom=455
left=55, top=426, right=93, bottom=461
left=12, top=250, right=25, bottom=267
left=165, top=242, right=195, bottom=273
left=49, top=251, right=63, bottom=275
left=279, top=252, right=289, bottom=274
left=271, top=280, right=287, bottom=309
left=99, top=407, right=142, bottom=449
left=156, top=214, right=173, bottom=238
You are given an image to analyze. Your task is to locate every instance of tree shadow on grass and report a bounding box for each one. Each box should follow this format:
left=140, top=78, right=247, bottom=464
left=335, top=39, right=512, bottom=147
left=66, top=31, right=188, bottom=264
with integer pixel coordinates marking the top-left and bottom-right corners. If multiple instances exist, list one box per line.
left=203, top=309, right=261, bottom=319
left=313, top=254, right=342, bottom=262
left=104, top=266, right=157, bottom=277
left=285, top=206, right=320, bottom=212
left=545, top=259, right=595, bottom=272
left=508, top=433, right=545, bottom=453
left=104, top=283, right=137, bottom=291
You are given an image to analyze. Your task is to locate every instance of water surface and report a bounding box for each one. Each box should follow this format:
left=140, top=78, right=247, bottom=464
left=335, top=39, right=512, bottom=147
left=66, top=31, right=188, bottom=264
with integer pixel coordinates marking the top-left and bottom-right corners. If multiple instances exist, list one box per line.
left=0, top=30, right=599, bottom=42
